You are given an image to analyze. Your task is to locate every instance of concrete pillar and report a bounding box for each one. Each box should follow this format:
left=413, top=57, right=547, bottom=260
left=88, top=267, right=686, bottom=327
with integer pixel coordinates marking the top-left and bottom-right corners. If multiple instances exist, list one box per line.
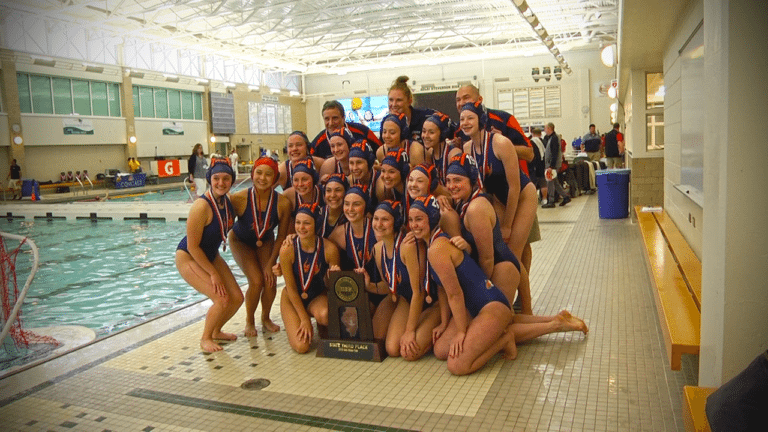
left=122, top=73, right=136, bottom=160
left=699, top=0, right=768, bottom=386
left=1, top=59, right=25, bottom=169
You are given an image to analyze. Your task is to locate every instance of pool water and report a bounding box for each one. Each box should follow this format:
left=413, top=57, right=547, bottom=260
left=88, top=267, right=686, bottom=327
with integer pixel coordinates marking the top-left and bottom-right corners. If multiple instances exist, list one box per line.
left=106, top=180, right=253, bottom=203
left=0, top=219, right=242, bottom=340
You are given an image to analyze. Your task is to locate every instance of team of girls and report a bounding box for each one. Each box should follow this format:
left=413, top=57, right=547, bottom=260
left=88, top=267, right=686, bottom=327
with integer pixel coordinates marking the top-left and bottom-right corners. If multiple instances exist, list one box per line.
left=175, top=76, right=586, bottom=374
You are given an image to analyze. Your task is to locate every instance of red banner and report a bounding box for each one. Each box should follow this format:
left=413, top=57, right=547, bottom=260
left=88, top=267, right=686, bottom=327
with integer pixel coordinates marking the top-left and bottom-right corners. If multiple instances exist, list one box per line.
left=158, top=159, right=180, bottom=177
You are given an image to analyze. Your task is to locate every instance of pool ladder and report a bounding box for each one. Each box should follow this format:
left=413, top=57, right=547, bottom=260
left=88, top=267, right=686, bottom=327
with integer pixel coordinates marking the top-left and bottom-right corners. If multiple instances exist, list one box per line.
left=183, top=177, right=195, bottom=201
left=0, top=233, right=40, bottom=347
left=72, top=176, right=94, bottom=196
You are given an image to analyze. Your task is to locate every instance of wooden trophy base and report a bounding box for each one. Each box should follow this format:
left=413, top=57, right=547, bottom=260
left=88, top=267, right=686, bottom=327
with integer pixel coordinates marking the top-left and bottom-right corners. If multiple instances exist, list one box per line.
left=316, top=339, right=387, bottom=362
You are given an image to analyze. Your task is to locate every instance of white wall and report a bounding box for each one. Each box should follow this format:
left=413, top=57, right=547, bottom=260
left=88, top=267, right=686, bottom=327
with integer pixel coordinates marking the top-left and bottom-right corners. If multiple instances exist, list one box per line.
left=303, top=49, right=615, bottom=143
left=698, top=0, right=768, bottom=386
left=663, top=0, right=704, bottom=257
left=134, top=119, right=208, bottom=158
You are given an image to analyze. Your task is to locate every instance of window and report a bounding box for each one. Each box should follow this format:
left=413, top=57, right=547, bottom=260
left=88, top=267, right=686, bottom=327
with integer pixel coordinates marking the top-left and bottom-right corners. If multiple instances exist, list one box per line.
left=52, top=77, right=73, bottom=114
left=646, top=114, right=664, bottom=150
left=132, top=84, right=203, bottom=120
left=646, top=72, right=664, bottom=109
left=31, top=75, right=53, bottom=114
left=646, top=72, right=664, bottom=150
left=16, top=73, right=121, bottom=116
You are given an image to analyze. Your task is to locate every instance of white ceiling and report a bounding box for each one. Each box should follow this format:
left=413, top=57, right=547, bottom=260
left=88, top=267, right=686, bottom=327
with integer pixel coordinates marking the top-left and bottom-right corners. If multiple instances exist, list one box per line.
left=1, top=0, right=618, bottom=76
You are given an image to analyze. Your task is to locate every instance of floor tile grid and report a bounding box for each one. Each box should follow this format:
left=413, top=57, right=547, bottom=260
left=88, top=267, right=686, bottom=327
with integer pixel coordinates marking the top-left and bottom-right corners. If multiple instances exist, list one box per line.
left=532, top=195, right=691, bottom=431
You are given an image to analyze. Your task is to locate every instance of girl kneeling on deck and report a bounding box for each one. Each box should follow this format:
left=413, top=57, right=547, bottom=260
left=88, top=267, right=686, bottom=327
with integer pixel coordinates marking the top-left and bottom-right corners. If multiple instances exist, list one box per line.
left=279, top=203, right=341, bottom=353
left=176, top=158, right=243, bottom=353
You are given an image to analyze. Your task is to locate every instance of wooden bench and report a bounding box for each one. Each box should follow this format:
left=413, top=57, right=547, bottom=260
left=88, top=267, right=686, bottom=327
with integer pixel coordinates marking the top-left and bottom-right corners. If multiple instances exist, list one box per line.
left=634, top=206, right=701, bottom=370
left=683, top=385, right=716, bottom=432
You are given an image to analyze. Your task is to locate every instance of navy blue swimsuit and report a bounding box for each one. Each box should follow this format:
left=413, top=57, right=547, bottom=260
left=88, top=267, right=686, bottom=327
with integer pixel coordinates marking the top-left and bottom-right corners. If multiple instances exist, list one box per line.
left=177, top=194, right=234, bottom=262
left=291, top=237, right=329, bottom=308
left=318, top=206, right=346, bottom=239
left=294, top=185, right=325, bottom=214
left=343, top=219, right=383, bottom=304
left=458, top=193, right=521, bottom=271
left=472, top=132, right=531, bottom=206
left=428, top=232, right=510, bottom=317
left=232, top=189, right=279, bottom=245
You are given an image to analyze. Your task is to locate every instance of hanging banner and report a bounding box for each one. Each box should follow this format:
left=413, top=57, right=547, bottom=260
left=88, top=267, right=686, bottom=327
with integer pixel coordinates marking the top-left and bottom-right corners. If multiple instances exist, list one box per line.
left=63, top=118, right=94, bottom=135
left=162, top=122, right=185, bottom=135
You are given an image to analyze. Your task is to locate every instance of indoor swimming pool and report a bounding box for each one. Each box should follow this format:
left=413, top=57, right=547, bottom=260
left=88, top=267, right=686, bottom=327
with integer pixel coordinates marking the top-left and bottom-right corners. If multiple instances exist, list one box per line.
left=0, top=218, right=251, bottom=371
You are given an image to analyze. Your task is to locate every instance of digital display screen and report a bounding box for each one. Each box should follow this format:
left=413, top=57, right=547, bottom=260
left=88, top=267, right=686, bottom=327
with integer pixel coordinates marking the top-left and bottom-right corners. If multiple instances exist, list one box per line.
left=337, top=96, right=389, bottom=132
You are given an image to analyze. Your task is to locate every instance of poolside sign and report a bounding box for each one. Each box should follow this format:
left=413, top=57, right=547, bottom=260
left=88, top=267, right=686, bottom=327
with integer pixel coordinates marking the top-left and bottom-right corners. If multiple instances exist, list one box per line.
left=158, top=160, right=180, bottom=177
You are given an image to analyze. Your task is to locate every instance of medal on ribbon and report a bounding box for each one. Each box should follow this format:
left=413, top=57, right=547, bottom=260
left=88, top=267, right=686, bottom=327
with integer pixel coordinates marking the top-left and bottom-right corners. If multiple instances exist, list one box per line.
left=471, top=131, right=491, bottom=190
left=251, top=188, right=275, bottom=247
left=382, top=232, right=403, bottom=303
left=204, top=190, right=230, bottom=251
left=348, top=218, right=371, bottom=270
left=295, top=236, right=321, bottom=300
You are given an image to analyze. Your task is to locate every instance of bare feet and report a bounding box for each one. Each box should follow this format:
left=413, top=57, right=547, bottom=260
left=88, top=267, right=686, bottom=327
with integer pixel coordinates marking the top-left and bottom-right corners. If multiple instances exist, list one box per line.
left=262, top=317, right=280, bottom=333
left=502, top=330, right=518, bottom=360
left=200, top=339, right=223, bottom=353
left=212, top=331, right=237, bottom=341
left=556, top=310, right=589, bottom=334
left=244, top=322, right=258, bottom=337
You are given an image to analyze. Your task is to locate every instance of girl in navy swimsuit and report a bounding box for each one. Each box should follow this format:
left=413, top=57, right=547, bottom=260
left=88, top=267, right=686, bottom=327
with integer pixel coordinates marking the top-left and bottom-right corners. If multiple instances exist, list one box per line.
left=278, top=131, right=324, bottom=190
left=375, top=148, right=409, bottom=216
left=228, top=156, right=292, bottom=337
left=376, top=112, right=425, bottom=168
left=283, top=157, right=324, bottom=213
left=443, top=154, right=526, bottom=308
left=279, top=203, right=341, bottom=354
left=318, top=173, right=348, bottom=239
left=327, top=185, right=389, bottom=336
left=421, top=112, right=461, bottom=186
left=176, top=158, right=242, bottom=353
left=348, top=139, right=380, bottom=210
left=408, top=195, right=515, bottom=375
left=373, top=201, right=441, bottom=360
left=459, top=102, right=521, bottom=245
left=318, top=128, right=353, bottom=181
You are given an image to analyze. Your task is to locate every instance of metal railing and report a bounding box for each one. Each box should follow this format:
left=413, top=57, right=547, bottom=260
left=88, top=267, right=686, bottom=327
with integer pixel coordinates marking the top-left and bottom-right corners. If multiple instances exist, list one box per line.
left=183, top=176, right=195, bottom=201
left=0, top=233, right=40, bottom=346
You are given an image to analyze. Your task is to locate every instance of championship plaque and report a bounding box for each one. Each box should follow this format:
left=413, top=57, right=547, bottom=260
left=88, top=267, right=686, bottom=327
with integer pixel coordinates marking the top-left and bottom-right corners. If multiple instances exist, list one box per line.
left=316, top=271, right=386, bottom=361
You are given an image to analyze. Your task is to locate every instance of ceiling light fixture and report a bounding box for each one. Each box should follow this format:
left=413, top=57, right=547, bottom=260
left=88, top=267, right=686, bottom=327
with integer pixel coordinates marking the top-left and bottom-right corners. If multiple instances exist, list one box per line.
left=511, top=0, right=571, bottom=76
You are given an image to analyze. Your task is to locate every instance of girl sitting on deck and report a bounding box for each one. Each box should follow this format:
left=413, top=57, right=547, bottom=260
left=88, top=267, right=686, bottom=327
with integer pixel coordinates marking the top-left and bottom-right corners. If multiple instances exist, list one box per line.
left=279, top=203, right=341, bottom=353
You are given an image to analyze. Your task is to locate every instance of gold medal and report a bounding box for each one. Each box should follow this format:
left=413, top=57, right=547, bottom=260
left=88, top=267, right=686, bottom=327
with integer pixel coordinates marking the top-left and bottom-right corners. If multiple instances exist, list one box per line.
left=301, top=292, right=308, bottom=299
left=391, top=293, right=398, bottom=303
left=426, top=295, right=433, bottom=304
left=256, top=240, right=263, bottom=247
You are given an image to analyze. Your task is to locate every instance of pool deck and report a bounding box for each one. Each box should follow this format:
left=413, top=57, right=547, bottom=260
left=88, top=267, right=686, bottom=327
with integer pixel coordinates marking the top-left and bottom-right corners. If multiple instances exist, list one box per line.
left=0, top=194, right=699, bottom=431
left=1, top=182, right=193, bottom=221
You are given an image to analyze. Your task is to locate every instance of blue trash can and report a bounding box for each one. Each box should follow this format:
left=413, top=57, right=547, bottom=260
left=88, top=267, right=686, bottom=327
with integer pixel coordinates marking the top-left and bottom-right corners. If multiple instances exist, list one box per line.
left=21, top=179, right=40, bottom=198
left=596, top=169, right=630, bottom=219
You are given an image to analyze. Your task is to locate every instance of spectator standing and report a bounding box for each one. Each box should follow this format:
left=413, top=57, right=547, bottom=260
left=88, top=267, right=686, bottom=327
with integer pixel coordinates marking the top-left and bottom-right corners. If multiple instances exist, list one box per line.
left=542, top=123, right=570, bottom=208
left=581, top=124, right=602, bottom=162
left=188, top=143, right=209, bottom=197
left=604, top=123, right=625, bottom=168
left=7, top=159, right=21, bottom=200
left=228, top=148, right=239, bottom=181
left=528, top=128, right=547, bottom=201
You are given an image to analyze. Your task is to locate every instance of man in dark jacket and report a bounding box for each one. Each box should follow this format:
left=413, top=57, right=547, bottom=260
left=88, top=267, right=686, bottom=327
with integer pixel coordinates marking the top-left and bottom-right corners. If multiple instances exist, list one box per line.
left=542, top=123, right=570, bottom=208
